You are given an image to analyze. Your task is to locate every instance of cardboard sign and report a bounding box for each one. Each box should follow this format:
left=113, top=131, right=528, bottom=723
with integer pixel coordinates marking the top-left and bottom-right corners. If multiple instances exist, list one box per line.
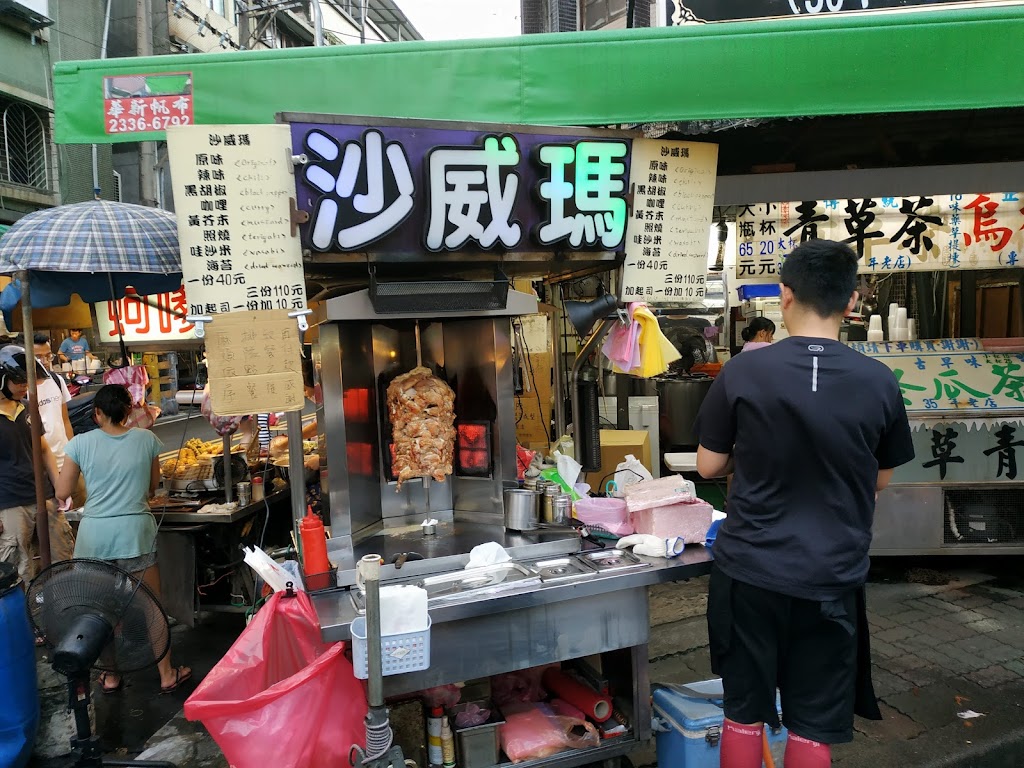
left=205, top=310, right=303, bottom=416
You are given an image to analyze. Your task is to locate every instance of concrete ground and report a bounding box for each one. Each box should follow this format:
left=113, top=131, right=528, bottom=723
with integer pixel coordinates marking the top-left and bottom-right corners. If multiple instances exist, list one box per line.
left=30, top=560, right=1024, bottom=767
left=638, top=561, right=1024, bottom=768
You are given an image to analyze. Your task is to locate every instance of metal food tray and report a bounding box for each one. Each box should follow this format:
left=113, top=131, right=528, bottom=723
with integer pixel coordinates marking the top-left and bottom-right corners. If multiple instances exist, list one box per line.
left=577, top=548, right=651, bottom=573
left=523, top=556, right=599, bottom=583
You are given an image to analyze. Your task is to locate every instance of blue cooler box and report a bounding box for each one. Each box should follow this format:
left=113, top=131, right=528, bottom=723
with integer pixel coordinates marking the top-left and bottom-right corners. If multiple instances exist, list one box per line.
left=652, top=679, right=786, bottom=768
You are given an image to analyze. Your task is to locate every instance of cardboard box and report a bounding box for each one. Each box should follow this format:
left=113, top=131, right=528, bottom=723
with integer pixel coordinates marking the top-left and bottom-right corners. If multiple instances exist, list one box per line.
left=584, top=429, right=652, bottom=489
left=515, top=351, right=553, bottom=447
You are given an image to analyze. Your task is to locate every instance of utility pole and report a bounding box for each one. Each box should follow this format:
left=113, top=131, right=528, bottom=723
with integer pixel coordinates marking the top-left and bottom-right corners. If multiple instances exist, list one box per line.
left=136, top=0, right=158, bottom=207
left=237, top=0, right=250, bottom=49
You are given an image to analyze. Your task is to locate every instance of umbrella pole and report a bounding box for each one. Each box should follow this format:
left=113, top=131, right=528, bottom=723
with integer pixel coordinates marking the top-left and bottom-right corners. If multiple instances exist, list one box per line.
left=19, top=271, right=52, bottom=570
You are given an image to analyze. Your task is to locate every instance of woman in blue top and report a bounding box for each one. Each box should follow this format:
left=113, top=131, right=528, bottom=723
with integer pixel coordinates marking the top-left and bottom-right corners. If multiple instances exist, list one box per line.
left=56, top=384, right=190, bottom=695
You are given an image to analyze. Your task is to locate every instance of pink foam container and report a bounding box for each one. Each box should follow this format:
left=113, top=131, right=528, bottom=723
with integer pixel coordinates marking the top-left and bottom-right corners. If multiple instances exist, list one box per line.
left=632, top=500, right=713, bottom=544
left=621, top=475, right=695, bottom=513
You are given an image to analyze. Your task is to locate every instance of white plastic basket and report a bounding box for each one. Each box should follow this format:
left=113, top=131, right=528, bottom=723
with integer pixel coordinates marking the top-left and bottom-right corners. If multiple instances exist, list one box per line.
left=350, top=616, right=431, bottom=679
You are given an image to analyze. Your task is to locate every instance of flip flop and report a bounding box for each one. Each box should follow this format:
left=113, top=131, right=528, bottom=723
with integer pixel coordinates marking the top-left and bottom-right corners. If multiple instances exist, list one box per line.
left=97, top=672, right=123, bottom=694
left=159, top=666, right=192, bottom=694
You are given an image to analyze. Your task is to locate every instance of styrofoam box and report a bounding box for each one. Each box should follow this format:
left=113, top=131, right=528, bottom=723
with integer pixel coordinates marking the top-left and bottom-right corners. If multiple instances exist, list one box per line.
left=653, top=680, right=787, bottom=768
left=632, top=500, right=712, bottom=544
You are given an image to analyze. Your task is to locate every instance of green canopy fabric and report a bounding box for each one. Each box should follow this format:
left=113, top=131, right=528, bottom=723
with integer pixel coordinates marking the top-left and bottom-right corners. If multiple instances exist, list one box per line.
left=53, top=5, right=1024, bottom=145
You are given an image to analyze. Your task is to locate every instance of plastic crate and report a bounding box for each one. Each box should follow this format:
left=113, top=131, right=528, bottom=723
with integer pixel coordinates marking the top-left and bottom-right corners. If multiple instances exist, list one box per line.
left=350, top=616, right=431, bottom=678
left=736, top=283, right=781, bottom=301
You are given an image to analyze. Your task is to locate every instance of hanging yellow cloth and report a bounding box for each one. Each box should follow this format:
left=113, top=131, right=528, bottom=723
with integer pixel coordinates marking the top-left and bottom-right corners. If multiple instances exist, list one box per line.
left=633, top=304, right=681, bottom=377
left=609, top=304, right=680, bottom=377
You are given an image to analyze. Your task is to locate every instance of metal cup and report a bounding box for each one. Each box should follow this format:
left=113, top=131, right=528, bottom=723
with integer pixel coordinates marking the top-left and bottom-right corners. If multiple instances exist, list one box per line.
left=235, top=482, right=251, bottom=506
left=504, top=489, right=540, bottom=532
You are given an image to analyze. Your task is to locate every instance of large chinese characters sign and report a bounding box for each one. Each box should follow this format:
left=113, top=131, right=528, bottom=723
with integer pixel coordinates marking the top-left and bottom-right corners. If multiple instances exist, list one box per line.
left=736, top=193, right=1024, bottom=277
left=287, top=117, right=632, bottom=255
left=873, top=351, right=1024, bottom=414
left=94, top=287, right=195, bottom=342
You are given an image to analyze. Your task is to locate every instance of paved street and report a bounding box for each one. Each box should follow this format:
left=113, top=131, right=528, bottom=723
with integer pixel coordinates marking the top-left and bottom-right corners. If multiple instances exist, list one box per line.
left=641, top=560, right=1024, bottom=768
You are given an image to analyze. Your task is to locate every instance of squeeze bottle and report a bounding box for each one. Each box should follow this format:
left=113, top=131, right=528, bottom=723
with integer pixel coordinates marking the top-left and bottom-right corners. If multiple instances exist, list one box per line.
left=299, top=506, right=331, bottom=576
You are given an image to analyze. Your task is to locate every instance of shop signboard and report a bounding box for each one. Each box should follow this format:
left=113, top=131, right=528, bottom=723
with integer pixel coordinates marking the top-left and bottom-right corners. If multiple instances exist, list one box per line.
left=104, top=72, right=193, bottom=136
left=848, top=338, right=981, bottom=355
left=894, top=420, right=1024, bottom=484
left=287, top=116, right=633, bottom=256
left=621, top=139, right=718, bottom=303
left=94, top=287, right=196, bottom=342
left=166, top=123, right=307, bottom=318
left=668, top=0, right=999, bottom=24
left=735, top=193, right=1024, bottom=277
left=872, top=351, right=1024, bottom=414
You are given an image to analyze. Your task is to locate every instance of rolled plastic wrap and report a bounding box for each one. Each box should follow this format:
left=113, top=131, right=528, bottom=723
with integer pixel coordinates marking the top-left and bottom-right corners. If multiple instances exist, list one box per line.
left=541, top=668, right=612, bottom=723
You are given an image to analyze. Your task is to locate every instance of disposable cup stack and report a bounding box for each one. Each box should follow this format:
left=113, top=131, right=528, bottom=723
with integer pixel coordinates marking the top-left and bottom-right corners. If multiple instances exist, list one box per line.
left=867, top=315, right=884, bottom=342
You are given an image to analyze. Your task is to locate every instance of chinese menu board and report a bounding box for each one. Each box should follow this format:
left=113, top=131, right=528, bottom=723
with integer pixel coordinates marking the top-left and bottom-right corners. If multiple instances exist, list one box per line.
left=736, top=193, right=1024, bottom=277
left=167, top=124, right=306, bottom=318
left=621, top=139, right=718, bottom=303
left=894, top=420, right=1024, bottom=484
left=848, top=338, right=981, bottom=356
left=94, top=287, right=195, bottom=342
left=204, top=310, right=303, bottom=417
left=874, top=351, right=1024, bottom=414
left=104, top=72, right=193, bottom=136
left=288, top=118, right=632, bottom=255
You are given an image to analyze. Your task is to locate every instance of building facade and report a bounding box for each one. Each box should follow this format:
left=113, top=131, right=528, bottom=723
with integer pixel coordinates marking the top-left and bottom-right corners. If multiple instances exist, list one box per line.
left=0, top=0, right=115, bottom=227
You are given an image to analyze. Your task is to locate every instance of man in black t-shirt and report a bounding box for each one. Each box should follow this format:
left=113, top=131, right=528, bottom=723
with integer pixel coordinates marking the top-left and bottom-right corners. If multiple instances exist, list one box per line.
left=695, top=240, right=914, bottom=768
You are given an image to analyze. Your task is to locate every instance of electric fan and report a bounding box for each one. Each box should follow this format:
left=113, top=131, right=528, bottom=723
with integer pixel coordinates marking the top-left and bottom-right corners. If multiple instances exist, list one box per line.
left=26, top=559, right=176, bottom=768
left=675, top=334, right=716, bottom=374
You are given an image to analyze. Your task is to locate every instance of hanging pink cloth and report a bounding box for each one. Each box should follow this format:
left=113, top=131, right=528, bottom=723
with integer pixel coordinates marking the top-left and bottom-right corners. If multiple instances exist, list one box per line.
left=103, top=365, right=161, bottom=428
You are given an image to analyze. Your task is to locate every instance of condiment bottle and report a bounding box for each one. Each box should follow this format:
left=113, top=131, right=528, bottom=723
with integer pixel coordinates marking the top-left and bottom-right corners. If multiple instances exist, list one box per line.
left=427, top=707, right=444, bottom=767
left=441, top=715, right=456, bottom=768
left=299, top=506, right=331, bottom=576
left=251, top=475, right=265, bottom=502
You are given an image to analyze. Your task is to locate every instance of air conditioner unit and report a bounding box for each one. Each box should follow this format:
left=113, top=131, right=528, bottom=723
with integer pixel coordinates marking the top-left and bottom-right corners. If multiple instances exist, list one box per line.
left=0, top=0, right=53, bottom=29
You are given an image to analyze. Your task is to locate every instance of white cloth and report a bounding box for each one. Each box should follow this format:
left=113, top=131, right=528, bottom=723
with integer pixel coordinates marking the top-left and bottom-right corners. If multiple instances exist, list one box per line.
left=465, top=542, right=511, bottom=569
left=36, top=374, right=72, bottom=470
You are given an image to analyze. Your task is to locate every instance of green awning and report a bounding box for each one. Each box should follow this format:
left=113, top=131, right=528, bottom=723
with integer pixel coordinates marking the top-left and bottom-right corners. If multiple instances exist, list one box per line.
left=53, top=5, right=1024, bottom=145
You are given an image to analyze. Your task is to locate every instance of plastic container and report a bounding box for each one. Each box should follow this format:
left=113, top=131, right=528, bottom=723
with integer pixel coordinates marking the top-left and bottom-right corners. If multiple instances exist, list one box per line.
left=251, top=476, right=265, bottom=502
left=299, top=507, right=331, bottom=580
left=350, top=615, right=431, bottom=678
left=0, top=565, right=37, bottom=768
left=450, top=701, right=505, bottom=768
left=653, top=680, right=786, bottom=768
left=574, top=497, right=632, bottom=537
left=736, top=283, right=781, bottom=301
left=441, top=715, right=455, bottom=767
left=427, top=707, right=444, bottom=766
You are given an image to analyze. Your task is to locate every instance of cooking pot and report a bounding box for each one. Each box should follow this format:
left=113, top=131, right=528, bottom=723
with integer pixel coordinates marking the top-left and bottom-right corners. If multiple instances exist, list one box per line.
left=657, top=375, right=714, bottom=450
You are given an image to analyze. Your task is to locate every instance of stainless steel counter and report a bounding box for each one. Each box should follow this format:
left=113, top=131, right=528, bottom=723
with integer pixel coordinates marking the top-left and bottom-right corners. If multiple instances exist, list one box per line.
left=313, top=545, right=712, bottom=642
left=329, top=520, right=585, bottom=587
left=312, top=544, right=712, bottom=700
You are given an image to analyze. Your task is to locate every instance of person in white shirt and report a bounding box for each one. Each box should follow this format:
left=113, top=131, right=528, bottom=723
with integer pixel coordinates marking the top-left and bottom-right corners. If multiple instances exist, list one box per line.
left=33, top=334, right=85, bottom=508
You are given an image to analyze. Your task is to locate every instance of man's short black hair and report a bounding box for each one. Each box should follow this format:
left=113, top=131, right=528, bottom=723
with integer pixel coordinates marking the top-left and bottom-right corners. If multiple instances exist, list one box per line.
left=780, top=239, right=859, bottom=318
left=33, top=332, right=50, bottom=346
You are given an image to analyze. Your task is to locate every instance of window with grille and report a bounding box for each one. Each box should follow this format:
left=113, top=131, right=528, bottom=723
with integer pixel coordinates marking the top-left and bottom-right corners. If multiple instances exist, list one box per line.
left=581, top=0, right=627, bottom=29
left=0, top=98, right=50, bottom=191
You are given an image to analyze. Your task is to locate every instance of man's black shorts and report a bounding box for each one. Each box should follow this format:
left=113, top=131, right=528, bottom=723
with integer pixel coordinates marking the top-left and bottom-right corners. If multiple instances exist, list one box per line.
left=707, top=565, right=858, bottom=744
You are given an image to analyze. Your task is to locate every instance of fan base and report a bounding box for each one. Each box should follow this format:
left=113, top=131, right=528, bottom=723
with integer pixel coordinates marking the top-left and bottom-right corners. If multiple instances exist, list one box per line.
left=66, top=676, right=176, bottom=768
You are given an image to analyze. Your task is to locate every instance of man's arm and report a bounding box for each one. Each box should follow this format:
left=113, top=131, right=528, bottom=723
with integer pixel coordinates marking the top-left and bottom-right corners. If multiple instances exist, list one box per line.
left=41, top=438, right=60, bottom=490
left=57, top=339, right=70, bottom=363
left=876, top=468, right=894, bottom=492
left=697, top=446, right=733, bottom=479
left=61, top=400, right=74, bottom=440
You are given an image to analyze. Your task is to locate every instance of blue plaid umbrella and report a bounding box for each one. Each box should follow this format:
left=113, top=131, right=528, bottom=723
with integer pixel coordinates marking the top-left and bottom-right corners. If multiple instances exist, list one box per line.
left=0, top=200, right=183, bottom=308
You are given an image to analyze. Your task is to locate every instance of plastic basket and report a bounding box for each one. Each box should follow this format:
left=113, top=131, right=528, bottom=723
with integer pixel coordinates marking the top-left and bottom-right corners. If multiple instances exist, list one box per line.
left=350, top=615, right=431, bottom=679
left=736, top=283, right=781, bottom=301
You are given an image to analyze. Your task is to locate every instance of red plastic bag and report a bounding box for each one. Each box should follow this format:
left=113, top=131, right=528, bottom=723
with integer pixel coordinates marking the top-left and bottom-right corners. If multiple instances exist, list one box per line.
left=499, top=702, right=600, bottom=763
left=184, top=590, right=367, bottom=768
